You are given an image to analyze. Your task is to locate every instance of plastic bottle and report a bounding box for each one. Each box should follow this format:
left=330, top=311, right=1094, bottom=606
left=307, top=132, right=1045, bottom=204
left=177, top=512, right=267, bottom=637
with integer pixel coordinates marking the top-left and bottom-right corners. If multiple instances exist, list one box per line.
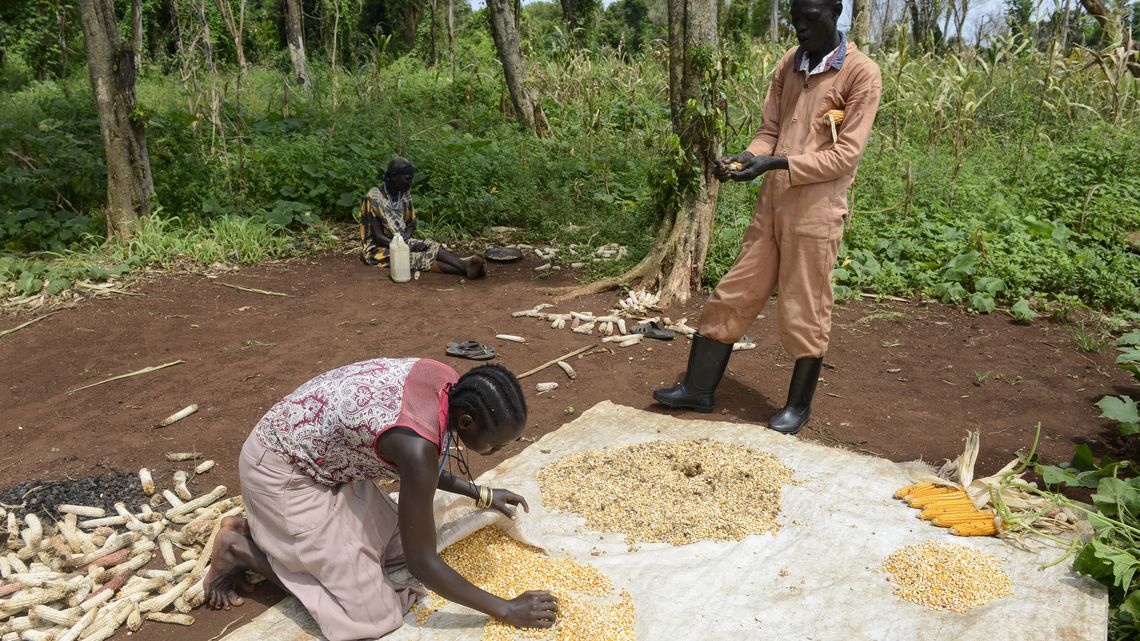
left=389, top=234, right=412, bottom=283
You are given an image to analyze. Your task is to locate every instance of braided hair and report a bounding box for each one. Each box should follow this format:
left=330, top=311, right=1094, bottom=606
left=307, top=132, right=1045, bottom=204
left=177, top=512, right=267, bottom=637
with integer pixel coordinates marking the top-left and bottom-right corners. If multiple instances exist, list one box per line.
left=449, top=364, right=527, bottom=436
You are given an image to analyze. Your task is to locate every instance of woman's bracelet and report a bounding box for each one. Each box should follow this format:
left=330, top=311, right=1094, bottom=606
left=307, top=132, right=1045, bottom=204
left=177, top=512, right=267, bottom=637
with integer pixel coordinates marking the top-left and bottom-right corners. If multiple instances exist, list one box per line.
left=476, top=485, right=494, bottom=509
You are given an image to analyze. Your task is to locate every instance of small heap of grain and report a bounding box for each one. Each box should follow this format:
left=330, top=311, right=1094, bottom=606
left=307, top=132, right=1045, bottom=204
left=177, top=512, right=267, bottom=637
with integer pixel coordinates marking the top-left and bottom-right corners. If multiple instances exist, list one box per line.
left=414, top=527, right=636, bottom=641
left=881, top=540, right=1013, bottom=612
left=537, top=439, right=798, bottom=546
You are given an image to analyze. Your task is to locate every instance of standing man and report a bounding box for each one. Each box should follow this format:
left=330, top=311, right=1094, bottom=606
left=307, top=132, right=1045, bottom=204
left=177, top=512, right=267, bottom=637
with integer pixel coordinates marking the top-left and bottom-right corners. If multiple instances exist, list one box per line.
left=653, top=0, right=882, bottom=435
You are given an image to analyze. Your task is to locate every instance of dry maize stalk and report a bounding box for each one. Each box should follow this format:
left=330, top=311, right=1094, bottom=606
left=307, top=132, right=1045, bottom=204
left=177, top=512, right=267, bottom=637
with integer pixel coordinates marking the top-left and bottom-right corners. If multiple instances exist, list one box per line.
left=172, top=472, right=192, bottom=501
left=144, top=612, right=194, bottom=625
left=137, top=469, right=154, bottom=496
left=155, top=404, right=198, bottom=428
left=193, top=460, right=215, bottom=475
left=57, top=506, right=105, bottom=520
left=164, top=486, right=226, bottom=520
left=164, top=452, right=201, bottom=462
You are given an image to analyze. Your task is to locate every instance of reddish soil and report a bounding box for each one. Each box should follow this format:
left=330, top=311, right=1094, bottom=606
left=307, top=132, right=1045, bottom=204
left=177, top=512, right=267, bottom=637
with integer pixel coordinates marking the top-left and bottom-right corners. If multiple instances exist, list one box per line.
left=0, top=251, right=1132, bottom=641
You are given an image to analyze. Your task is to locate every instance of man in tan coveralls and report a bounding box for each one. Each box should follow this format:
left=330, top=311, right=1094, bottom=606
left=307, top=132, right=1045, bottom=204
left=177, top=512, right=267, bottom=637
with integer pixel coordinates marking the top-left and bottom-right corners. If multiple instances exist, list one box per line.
left=653, top=0, right=882, bottom=435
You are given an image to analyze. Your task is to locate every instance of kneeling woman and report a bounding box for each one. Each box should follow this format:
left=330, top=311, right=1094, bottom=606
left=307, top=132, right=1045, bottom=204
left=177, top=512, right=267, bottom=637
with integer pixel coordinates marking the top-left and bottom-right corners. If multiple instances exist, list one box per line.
left=204, top=359, right=557, bottom=640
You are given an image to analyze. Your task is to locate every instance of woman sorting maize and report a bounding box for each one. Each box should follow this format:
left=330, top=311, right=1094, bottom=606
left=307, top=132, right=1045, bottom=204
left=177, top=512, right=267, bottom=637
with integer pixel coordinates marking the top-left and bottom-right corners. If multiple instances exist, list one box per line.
left=203, top=358, right=558, bottom=640
left=359, top=156, right=487, bottom=279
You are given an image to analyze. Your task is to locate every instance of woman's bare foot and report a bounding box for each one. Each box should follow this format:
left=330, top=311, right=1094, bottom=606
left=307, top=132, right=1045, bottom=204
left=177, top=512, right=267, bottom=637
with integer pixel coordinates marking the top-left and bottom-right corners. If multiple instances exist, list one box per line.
left=465, top=255, right=486, bottom=279
left=204, top=516, right=258, bottom=610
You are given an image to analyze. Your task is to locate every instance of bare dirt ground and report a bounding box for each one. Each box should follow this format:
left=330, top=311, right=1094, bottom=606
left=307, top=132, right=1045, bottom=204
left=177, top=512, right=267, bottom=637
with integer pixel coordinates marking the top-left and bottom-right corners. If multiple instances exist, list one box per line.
left=1, top=251, right=1133, bottom=641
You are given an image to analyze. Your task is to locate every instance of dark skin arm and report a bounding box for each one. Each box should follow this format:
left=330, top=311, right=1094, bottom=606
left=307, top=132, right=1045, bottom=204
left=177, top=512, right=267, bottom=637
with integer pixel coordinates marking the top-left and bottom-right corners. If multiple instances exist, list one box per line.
left=376, top=429, right=558, bottom=628
left=712, top=151, right=789, bottom=182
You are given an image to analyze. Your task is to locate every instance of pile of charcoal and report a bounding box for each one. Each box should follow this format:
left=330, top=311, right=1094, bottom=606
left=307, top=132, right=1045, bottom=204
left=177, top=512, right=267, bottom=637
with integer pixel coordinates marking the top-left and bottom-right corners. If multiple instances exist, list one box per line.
left=0, top=473, right=143, bottom=522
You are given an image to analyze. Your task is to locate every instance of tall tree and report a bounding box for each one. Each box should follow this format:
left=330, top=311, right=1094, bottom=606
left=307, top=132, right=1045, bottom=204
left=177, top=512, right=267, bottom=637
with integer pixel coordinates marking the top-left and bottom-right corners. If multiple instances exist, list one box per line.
left=487, top=0, right=549, bottom=135
left=76, top=0, right=154, bottom=240
left=560, top=0, right=599, bottom=44
left=284, top=0, right=310, bottom=86
left=555, top=0, right=722, bottom=304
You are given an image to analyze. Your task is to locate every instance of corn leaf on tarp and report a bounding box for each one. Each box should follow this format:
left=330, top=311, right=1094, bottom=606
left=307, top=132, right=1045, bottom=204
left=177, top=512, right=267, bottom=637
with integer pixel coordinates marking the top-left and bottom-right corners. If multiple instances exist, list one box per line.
left=220, top=402, right=1106, bottom=641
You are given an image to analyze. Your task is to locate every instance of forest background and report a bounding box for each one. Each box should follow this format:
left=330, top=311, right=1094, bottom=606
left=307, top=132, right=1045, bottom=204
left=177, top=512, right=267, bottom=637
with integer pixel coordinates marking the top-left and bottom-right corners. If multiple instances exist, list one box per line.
left=1, top=0, right=1140, bottom=635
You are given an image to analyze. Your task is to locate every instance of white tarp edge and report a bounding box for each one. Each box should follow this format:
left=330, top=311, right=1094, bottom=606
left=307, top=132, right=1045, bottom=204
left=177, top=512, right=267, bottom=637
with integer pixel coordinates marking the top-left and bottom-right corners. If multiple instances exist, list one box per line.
left=222, top=401, right=1107, bottom=641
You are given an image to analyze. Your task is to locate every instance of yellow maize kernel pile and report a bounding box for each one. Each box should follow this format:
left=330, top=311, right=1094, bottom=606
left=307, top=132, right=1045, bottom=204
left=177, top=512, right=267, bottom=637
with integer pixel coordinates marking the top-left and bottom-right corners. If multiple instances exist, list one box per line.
left=538, top=439, right=798, bottom=547
left=414, top=527, right=637, bottom=641
left=882, top=540, right=1013, bottom=612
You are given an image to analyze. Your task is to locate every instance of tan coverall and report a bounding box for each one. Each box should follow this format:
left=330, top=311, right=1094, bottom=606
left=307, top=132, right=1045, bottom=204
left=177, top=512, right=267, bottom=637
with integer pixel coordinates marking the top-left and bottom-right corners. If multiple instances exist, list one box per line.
left=699, top=41, right=882, bottom=359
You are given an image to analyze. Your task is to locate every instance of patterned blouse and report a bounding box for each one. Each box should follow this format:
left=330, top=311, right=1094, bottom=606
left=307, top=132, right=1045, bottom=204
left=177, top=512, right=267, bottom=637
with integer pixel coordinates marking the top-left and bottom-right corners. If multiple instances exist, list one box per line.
left=254, top=358, right=459, bottom=485
left=359, top=185, right=414, bottom=266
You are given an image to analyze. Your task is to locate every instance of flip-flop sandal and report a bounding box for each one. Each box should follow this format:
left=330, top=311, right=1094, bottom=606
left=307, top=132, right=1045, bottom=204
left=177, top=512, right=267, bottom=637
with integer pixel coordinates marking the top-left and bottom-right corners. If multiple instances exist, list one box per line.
left=445, top=341, right=497, bottom=361
left=630, top=321, right=675, bottom=341
left=484, top=246, right=524, bottom=263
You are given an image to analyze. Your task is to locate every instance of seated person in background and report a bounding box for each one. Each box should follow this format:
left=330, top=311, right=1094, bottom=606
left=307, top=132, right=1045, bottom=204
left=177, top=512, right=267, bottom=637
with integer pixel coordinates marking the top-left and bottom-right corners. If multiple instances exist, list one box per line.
left=359, top=157, right=486, bottom=279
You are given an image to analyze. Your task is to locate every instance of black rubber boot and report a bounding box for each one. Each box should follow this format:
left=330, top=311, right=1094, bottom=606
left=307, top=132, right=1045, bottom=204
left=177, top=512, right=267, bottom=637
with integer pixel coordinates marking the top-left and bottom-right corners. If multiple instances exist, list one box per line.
left=767, top=357, right=823, bottom=435
left=652, top=334, right=733, bottom=413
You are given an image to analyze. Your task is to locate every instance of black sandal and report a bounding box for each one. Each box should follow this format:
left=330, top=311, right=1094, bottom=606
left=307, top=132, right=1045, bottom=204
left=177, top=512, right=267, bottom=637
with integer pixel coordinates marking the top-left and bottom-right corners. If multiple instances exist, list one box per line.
left=630, top=321, right=676, bottom=341
left=445, top=341, right=497, bottom=361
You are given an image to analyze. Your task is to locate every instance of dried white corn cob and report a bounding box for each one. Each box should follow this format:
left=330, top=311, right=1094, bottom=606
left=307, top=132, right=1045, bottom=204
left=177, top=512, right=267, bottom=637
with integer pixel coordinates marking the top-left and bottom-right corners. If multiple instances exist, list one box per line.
left=572, top=321, right=595, bottom=335
left=126, top=603, right=142, bottom=632
left=618, top=335, right=642, bottom=348
left=18, top=515, right=43, bottom=553
left=77, top=517, right=127, bottom=530
left=162, top=490, right=184, bottom=510
left=158, top=536, right=176, bottom=568
left=5, top=513, right=19, bottom=551
left=169, top=559, right=196, bottom=577
left=29, top=604, right=82, bottom=627
left=0, top=616, right=32, bottom=635
left=495, top=334, right=526, bottom=343
left=732, top=341, right=757, bottom=351
left=6, top=553, right=29, bottom=574
left=56, top=506, right=105, bottom=519
left=156, top=404, right=198, bottom=428
left=556, top=361, right=577, bottom=379
left=193, top=460, right=215, bottom=475
left=0, top=556, right=11, bottom=578
left=78, top=587, right=112, bottom=611
left=55, top=607, right=97, bottom=641
left=0, top=586, right=67, bottom=615
left=172, top=471, right=192, bottom=501
left=139, top=575, right=193, bottom=613
left=164, top=452, right=201, bottom=462
left=145, top=612, right=194, bottom=625
left=21, top=629, right=64, bottom=641
left=535, top=382, right=559, bottom=392
left=601, top=334, right=636, bottom=343
left=112, top=504, right=143, bottom=530
left=137, top=469, right=154, bottom=496
left=78, top=596, right=139, bottom=641
left=164, top=486, right=226, bottom=520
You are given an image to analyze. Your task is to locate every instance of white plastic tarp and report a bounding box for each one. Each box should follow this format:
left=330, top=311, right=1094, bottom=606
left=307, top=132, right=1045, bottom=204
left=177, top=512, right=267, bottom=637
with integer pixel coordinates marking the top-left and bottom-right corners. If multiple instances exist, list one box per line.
left=222, top=401, right=1107, bottom=641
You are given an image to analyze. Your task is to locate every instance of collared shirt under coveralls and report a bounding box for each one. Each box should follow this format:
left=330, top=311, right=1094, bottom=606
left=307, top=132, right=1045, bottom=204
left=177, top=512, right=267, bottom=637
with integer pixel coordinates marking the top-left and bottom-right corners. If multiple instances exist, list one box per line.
left=698, top=34, right=882, bottom=359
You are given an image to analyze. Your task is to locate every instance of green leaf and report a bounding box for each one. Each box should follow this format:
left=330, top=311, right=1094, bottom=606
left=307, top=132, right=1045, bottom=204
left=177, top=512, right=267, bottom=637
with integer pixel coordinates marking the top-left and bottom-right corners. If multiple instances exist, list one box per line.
left=1117, top=349, right=1140, bottom=366
left=1072, top=443, right=1097, bottom=470
left=1036, top=463, right=1095, bottom=487
left=1092, top=477, right=1140, bottom=519
left=968, top=292, right=995, bottom=313
left=1074, top=541, right=1115, bottom=582
left=1119, top=421, right=1140, bottom=437
left=935, top=281, right=968, bottom=303
left=1119, top=590, right=1140, bottom=622
left=1009, top=298, right=1037, bottom=323
left=1098, top=396, right=1140, bottom=424
left=942, top=250, right=980, bottom=281
left=975, top=276, right=1005, bottom=295
left=1091, top=538, right=1140, bottom=590
left=1117, top=331, right=1140, bottom=348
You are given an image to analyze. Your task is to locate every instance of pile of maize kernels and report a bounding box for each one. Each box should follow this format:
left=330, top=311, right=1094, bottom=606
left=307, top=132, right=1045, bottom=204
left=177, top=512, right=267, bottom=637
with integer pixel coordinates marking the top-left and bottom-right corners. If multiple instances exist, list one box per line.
left=0, top=457, right=237, bottom=641
left=537, top=439, right=797, bottom=546
left=415, top=527, right=636, bottom=641
left=882, top=540, right=1013, bottom=612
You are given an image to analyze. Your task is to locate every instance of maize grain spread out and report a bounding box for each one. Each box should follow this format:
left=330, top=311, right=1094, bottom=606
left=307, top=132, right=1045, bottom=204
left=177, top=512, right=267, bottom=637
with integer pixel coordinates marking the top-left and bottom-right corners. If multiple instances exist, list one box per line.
left=414, top=527, right=637, bottom=641
left=882, top=540, right=1013, bottom=612
left=537, top=439, right=797, bottom=546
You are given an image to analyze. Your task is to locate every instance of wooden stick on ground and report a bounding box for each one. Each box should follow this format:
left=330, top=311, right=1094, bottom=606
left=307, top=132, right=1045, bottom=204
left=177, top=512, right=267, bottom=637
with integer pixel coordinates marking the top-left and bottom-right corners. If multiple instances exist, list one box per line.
left=0, top=311, right=60, bottom=340
left=517, top=344, right=597, bottom=379
left=218, top=282, right=289, bottom=297
left=67, top=360, right=186, bottom=395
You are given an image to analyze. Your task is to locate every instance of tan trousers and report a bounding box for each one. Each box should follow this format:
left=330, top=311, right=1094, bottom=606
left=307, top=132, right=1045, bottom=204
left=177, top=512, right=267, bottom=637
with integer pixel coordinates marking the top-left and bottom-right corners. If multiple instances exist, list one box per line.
left=698, top=175, right=844, bottom=359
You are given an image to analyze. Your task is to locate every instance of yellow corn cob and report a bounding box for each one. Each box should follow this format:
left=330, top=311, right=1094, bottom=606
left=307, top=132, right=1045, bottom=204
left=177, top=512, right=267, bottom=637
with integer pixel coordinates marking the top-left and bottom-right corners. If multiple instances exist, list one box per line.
left=950, top=522, right=999, bottom=536
left=908, top=491, right=968, bottom=508
left=894, top=482, right=934, bottom=499
left=824, top=109, right=845, bottom=142
left=904, top=483, right=961, bottom=499
left=933, top=515, right=995, bottom=528
left=919, top=504, right=978, bottom=520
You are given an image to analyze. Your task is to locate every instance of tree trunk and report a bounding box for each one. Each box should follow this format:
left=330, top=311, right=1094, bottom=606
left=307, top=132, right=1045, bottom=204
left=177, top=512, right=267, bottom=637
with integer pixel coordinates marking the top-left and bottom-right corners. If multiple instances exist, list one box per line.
left=446, top=0, right=456, bottom=71
left=76, top=0, right=154, bottom=241
left=213, top=0, right=248, bottom=74
left=196, top=0, right=215, bottom=72
left=560, top=0, right=578, bottom=39
left=487, top=0, right=549, bottom=136
left=284, top=0, right=311, bottom=86
left=851, top=0, right=872, bottom=46
left=130, top=0, right=143, bottom=73
left=428, top=0, right=439, bottom=65
left=770, top=0, right=779, bottom=42
left=551, top=0, right=721, bottom=304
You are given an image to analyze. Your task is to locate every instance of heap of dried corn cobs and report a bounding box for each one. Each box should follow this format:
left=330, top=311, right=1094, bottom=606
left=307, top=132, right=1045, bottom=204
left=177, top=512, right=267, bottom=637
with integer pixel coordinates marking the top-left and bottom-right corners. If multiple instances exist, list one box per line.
left=0, top=456, right=242, bottom=641
left=414, top=527, right=636, bottom=641
left=882, top=540, right=1013, bottom=612
left=894, top=483, right=999, bottom=536
left=538, top=440, right=798, bottom=547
